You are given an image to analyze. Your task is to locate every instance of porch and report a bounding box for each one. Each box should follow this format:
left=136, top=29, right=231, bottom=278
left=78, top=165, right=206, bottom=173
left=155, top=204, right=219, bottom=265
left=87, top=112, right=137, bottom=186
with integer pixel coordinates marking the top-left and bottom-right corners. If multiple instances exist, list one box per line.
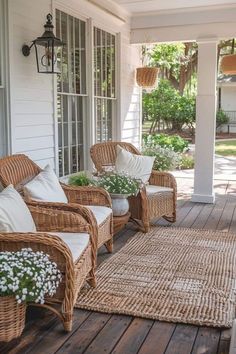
left=0, top=177, right=235, bottom=354
left=1, top=0, right=236, bottom=353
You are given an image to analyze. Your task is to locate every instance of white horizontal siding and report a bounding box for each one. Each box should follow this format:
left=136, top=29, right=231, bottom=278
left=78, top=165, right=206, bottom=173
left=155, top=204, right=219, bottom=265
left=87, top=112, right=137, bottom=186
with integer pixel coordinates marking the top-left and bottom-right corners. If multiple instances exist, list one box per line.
left=121, top=38, right=141, bottom=149
left=9, top=0, right=54, bottom=167
left=14, top=136, right=54, bottom=152
left=14, top=114, right=53, bottom=127
left=15, top=125, right=54, bottom=139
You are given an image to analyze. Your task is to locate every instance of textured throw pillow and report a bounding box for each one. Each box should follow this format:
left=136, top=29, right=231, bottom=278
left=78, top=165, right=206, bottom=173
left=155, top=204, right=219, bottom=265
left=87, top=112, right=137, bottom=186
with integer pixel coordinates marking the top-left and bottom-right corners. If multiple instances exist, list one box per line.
left=0, top=185, right=36, bottom=232
left=24, top=164, right=68, bottom=203
left=115, top=145, right=155, bottom=184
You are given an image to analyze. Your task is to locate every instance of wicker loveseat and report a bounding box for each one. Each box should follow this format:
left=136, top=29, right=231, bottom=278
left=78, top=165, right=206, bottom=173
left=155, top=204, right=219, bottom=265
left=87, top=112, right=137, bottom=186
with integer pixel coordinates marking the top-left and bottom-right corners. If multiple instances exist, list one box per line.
left=90, top=142, right=177, bottom=232
left=0, top=202, right=97, bottom=333
left=0, top=154, right=113, bottom=252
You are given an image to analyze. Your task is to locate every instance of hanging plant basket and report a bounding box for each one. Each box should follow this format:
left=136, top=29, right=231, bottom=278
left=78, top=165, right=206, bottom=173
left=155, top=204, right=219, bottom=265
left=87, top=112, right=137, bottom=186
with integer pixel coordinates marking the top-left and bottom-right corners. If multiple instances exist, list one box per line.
left=220, top=54, right=236, bottom=75
left=136, top=67, right=159, bottom=87
left=0, top=296, right=26, bottom=342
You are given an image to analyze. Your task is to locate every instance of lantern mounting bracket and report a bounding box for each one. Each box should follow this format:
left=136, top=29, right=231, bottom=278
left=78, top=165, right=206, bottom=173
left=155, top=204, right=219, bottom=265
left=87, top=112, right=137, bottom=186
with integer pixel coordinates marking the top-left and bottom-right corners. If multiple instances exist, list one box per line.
left=22, top=43, right=34, bottom=57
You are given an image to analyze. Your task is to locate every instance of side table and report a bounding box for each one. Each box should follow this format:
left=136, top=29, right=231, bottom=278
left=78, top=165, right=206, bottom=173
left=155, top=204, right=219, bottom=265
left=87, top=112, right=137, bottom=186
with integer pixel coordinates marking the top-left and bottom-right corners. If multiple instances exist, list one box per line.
left=113, top=212, right=131, bottom=234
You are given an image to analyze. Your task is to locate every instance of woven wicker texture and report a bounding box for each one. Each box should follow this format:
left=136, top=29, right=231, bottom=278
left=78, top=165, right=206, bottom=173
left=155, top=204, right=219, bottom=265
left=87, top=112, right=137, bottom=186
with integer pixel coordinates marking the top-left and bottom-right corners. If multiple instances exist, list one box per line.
left=76, top=227, right=236, bottom=328
left=90, top=142, right=177, bottom=232
left=136, top=67, right=159, bottom=87
left=0, top=154, right=113, bottom=252
left=0, top=296, right=26, bottom=342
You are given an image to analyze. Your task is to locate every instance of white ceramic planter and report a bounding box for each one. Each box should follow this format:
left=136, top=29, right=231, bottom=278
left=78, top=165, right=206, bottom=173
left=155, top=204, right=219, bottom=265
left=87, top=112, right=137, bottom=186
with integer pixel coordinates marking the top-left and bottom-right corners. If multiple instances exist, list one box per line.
left=110, top=194, right=130, bottom=216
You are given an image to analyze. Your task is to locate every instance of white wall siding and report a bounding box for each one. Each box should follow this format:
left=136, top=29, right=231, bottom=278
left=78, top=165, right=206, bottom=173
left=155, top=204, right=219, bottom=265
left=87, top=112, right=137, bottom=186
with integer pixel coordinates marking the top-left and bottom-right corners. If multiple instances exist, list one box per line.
left=221, top=86, right=236, bottom=111
left=8, top=0, right=55, bottom=168
left=120, top=40, right=141, bottom=148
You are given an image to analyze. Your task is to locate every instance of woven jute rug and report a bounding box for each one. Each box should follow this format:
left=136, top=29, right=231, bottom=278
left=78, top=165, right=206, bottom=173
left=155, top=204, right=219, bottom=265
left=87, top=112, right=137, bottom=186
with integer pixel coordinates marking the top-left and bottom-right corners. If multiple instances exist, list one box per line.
left=76, top=227, right=236, bottom=327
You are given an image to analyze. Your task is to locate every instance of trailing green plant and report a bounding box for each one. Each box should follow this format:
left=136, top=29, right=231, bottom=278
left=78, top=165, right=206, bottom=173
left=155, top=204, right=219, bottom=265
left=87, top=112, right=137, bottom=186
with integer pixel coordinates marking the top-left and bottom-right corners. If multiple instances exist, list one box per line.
left=0, top=248, right=62, bottom=304
left=179, top=154, right=194, bottom=170
left=216, top=109, right=229, bottom=128
left=143, top=133, right=189, bottom=153
left=68, top=172, right=94, bottom=187
left=142, top=145, right=180, bottom=171
left=97, top=173, right=140, bottom=196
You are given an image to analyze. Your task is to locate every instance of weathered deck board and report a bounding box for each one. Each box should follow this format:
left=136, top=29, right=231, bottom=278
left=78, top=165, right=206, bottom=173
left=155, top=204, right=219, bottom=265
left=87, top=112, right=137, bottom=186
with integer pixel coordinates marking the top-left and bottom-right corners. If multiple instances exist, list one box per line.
left=0, top=177, right=235, bottom=354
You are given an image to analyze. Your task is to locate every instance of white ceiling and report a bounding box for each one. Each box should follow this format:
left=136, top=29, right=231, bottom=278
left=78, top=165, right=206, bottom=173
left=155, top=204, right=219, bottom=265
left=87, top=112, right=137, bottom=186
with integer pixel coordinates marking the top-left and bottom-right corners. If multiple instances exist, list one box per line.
left=113, top=0, right=236, bottom=14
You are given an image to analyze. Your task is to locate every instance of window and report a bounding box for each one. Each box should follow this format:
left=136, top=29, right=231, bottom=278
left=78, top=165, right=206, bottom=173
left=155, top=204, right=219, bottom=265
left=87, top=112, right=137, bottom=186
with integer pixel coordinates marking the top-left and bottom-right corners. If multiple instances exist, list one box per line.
left=56, top=10, right=87, bottom=176
left=56, top=9, right=118, bottom=176
left=0, top=0, right=8, bottom=157
left=94, top=27, right=116, bottom=142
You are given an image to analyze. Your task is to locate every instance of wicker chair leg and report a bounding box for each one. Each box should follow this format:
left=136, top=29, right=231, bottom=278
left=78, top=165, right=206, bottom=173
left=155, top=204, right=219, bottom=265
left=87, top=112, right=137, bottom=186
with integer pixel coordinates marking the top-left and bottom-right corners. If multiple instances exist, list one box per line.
left=105, top=239, right=113, bottom=253
left=62, top=313, right=73, bottom=332
left=163, top=213, right=176, bottom=223
left=87, top=270, right=96, bottom=288
left=143, top=222, right=150, bottom=233
left=130, top=218, right=149, bottom=233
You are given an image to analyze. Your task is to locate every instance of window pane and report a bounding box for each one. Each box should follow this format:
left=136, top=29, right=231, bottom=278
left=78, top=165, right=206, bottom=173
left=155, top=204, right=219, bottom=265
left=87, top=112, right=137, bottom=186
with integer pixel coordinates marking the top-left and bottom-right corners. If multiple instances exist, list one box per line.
left=61, top=12, right=69, bottom=93
left=94, top=27, right=116, bottom=143
left=95, top=97, right=112, bottom=143
left=56, top=9, right=87, bottom=177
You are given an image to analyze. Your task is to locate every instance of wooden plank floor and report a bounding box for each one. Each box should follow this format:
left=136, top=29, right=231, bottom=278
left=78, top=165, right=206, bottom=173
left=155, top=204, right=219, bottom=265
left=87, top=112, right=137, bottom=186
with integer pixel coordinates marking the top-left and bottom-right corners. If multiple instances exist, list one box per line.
left=1, top=178, right=236, bottom=354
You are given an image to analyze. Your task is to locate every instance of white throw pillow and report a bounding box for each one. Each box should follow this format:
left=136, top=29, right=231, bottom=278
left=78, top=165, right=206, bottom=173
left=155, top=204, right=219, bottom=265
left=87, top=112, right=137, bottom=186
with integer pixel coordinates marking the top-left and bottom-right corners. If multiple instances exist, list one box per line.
left=115, top=145, right=155, bottom=184
left=24, top=165, right=68, bottom=203
left=0, top=185, right=36, bottom=232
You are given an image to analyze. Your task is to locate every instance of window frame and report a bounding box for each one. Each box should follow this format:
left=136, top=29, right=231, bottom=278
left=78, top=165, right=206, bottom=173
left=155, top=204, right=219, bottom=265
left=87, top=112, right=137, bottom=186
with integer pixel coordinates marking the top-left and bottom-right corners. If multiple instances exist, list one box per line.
left=53, top=5, right=89, bottom=178
left=53, top=3, right=120, bottom=176
left=93, top=26, right=117, bottom=143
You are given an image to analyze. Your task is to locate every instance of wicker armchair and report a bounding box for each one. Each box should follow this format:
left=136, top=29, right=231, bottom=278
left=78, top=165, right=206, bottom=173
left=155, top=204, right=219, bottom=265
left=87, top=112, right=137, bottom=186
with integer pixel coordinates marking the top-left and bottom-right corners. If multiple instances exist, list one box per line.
left=90, top=142, right=177, bottom=232
left=0, top=203, right=97, bottom=333
left=0, top=154, right=113, bottom=252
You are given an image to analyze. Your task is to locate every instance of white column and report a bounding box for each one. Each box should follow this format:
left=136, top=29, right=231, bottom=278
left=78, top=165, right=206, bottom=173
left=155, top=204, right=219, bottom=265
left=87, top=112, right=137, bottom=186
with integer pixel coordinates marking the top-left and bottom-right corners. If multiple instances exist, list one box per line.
left=191, top=39, right=218, bottom=204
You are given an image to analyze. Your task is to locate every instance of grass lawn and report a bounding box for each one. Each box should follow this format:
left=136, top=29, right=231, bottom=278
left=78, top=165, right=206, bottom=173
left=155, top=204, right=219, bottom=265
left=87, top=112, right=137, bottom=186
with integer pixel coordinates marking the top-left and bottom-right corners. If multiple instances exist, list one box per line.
left=215, top=140, right=236, bottom=156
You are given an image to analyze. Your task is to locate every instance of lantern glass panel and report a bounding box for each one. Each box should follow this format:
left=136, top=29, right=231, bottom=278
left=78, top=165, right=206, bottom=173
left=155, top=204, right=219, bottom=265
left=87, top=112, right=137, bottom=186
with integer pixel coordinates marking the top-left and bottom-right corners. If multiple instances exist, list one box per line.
left=34, top=40, right=60, bottom=74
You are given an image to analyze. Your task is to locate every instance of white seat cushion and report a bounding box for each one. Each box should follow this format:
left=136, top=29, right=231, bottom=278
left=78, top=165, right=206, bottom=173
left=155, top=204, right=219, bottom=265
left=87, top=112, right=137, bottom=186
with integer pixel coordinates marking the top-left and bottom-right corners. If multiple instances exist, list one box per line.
left=0, top=185, right=36, bottom=232
left=50, top=232, right=90, bottom=261
left=115, top=145, right=155, bottom=184
left=24, top=164, right=68, bottom=203
left=85, top=206, right=112, bottom=226
left=146, top=185, right=173, bottom=195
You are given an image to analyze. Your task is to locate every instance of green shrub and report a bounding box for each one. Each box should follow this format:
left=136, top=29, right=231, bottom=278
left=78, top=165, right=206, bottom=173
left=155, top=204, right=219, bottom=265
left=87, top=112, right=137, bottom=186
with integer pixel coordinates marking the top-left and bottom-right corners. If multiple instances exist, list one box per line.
left=68, top=172, right=94, bottom=186
left=179, top=154, right=194, bottom=169
left=143, top=133, right=189, bottom=153
left=216, top=109, right=229, bottom=128
left=142, top=79, right=196, bottom=132
left=142, top=145, right=180, bottom=171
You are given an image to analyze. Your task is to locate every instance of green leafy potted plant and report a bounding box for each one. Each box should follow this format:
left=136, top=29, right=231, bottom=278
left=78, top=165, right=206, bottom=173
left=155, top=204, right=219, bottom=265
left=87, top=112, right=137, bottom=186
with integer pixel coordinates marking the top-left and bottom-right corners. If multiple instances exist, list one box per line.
left=68, top=172, right=94, bottom=186
left=97, top=173, right=140, bottom=216
left=0, top=248, right=62, bottom=342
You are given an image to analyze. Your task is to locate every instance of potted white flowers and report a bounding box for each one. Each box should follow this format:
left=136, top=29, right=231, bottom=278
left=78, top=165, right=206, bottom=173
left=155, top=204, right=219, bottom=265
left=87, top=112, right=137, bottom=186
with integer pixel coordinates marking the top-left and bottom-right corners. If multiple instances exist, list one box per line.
left=0, top=248, right=62, bottom=342
left=98, top=173, right=140, bottom=216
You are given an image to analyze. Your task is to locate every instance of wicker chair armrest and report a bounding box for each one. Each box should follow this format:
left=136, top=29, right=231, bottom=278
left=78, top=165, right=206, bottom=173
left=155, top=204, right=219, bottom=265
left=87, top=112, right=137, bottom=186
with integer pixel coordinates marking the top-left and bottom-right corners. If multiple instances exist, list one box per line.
left=149, top=171, right=177, bottom=191
left=28, top=204, right=92, bottom=233
left=61, top=184, right=112, bottom=208
left=28, top=203, right=98, bottom=258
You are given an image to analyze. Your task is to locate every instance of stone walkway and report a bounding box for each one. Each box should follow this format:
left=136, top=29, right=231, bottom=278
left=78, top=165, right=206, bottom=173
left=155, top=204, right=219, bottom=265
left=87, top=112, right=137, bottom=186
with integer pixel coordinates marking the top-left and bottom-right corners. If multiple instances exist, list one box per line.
left=173, top=154, right=236, bottom=181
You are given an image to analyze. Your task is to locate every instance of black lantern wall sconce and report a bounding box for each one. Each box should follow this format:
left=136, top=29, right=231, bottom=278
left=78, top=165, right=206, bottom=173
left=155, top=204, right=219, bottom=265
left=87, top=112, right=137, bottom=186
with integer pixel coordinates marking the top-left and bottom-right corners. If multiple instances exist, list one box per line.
left=22, top=13, right=64, bottom=74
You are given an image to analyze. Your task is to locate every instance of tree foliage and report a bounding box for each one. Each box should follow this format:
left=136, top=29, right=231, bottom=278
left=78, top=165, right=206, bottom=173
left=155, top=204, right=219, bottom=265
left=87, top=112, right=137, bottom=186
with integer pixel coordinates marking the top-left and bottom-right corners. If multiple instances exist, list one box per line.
left=144, top=39, right=236, bottom=96
left=143, top=80, right=195, bottom=133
